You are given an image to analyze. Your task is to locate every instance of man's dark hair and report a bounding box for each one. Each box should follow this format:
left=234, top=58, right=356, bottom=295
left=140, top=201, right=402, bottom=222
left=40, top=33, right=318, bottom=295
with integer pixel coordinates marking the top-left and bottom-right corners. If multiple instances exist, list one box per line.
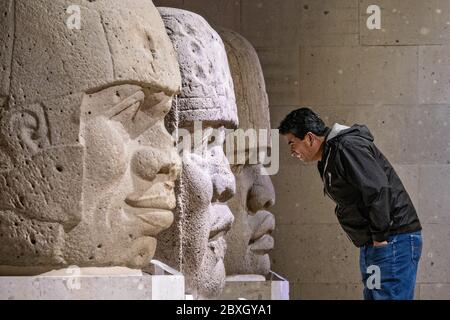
left=278, top=108, right=329, bottom=140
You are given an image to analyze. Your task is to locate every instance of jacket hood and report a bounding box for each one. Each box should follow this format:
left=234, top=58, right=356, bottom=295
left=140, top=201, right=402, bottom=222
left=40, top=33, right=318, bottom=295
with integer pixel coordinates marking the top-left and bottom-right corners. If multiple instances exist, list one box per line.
left=326, top=123, right=374, bottom=143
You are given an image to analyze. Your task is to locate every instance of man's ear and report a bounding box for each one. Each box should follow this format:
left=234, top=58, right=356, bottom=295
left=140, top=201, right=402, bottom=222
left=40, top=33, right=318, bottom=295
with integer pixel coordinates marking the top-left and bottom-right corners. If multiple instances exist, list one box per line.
left=11, top=104, right=50, bottom=155
left=306, top=132, right=314, bottom=147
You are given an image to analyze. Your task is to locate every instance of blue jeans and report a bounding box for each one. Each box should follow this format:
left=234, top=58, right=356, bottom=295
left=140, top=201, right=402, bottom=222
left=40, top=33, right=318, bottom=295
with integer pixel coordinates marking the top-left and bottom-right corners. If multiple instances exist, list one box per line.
left=359, top=231, right=422, bottom=300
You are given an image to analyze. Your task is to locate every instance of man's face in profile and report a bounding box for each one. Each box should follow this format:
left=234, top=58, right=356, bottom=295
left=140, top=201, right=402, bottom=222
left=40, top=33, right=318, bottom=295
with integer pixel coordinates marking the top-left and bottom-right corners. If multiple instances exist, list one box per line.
left=285, top=132, right=320, bottom=163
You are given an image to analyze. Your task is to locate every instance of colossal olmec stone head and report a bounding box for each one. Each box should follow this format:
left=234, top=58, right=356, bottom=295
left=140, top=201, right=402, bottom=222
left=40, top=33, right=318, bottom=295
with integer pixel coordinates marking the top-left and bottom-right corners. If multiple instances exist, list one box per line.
left=0, top=0, right=182, bottom=274
left=219, top=29, right=276, bottom=277
left=154, top=8, right=237, bottom=299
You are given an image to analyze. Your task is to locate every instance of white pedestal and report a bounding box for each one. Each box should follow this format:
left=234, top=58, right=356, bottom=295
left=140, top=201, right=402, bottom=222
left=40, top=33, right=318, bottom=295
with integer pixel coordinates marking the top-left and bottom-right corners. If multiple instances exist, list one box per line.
left=0, top=261, right=185, bottom=300
left=218, top=272, right=289, bottom=300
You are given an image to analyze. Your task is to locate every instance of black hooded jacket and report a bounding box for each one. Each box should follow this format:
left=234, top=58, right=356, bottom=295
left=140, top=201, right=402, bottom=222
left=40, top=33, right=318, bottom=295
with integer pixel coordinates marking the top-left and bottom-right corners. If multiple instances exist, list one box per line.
left=318, top=124, right=422, bottom=247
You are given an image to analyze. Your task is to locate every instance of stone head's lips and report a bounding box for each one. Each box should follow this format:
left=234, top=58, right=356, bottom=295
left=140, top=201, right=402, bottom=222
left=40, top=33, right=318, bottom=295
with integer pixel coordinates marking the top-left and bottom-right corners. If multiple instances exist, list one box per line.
left=125, top=181, right=176, bottom=209
left=209, top=203, right=234, bottom=241
left=124, top=181, right=176, bottom=235
left=123, top=204, right=174, bottom=236
left=250, top=234, right=274, bottom=254
left=251, top=210, right=275, bottom=240
left=249, top=210, right=275, bottom=254
left=208, top=204, right=234, bottom=263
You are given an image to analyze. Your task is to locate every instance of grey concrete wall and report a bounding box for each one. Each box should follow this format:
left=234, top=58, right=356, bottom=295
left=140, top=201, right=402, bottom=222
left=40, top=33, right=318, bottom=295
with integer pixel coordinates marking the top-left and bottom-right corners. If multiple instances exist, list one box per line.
left=154, top=0, right=450, bottom=300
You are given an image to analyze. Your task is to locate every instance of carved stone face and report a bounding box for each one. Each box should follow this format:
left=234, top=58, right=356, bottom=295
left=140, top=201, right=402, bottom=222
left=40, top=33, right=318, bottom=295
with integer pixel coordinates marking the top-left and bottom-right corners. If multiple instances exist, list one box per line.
left=0, top=0, right=181, bottom=274
left=169, top=127, right=235, bottom=298
left=219, top=29, right=276, bottom=276
left=155, top=8, right=238, bottom=299
left=226, top=164, right=275, bottom=276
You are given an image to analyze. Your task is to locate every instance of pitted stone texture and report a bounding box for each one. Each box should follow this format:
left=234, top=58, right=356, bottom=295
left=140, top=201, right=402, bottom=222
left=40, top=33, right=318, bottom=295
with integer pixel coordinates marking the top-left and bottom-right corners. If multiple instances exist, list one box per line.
left=0, top=0, right=182, bottom=274
left=155, top=8, right=237, bottom=299
left=61, top=85, right=181, bottom=270
left=0, top=211, right=66, bottom=269
left=9, top=0, right=181, bottom=107
left=156, top=147, right=236, bottom=299
left=0, top=96, right=84, bottom=229
left=158, top=7, right=238, bottom=130
left=219, top=28, right=270, bottom=146
left=218, top=29, right=276, bottom=276
left=225, top=165, right=275, bottom=276
left=0, top=0, right=14, bottom=99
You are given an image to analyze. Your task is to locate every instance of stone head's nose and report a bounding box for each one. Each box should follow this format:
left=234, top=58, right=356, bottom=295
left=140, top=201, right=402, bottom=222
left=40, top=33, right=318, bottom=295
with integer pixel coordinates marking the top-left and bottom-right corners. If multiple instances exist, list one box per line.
left=247, top=173, right=275, bottom=214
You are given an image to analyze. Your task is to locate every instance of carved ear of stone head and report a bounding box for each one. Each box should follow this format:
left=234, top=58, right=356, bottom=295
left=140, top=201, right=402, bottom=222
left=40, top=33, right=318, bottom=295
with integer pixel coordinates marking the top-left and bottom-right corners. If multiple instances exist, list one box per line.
left=0, top=0, right=182, bottom=275
left=0, top=99, right=83, bottom=230
left=10, top=106, right=51, bottom=155
left=155, top=7, right=237, bottom=299
left=218, top=28, right=276, bottom=276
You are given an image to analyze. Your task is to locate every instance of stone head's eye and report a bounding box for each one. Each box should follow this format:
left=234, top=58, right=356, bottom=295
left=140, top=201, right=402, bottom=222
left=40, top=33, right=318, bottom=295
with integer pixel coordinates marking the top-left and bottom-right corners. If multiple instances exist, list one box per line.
left=109, top=90, right=145, bottom=124
left=141, top=91, right=172, bottom=117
